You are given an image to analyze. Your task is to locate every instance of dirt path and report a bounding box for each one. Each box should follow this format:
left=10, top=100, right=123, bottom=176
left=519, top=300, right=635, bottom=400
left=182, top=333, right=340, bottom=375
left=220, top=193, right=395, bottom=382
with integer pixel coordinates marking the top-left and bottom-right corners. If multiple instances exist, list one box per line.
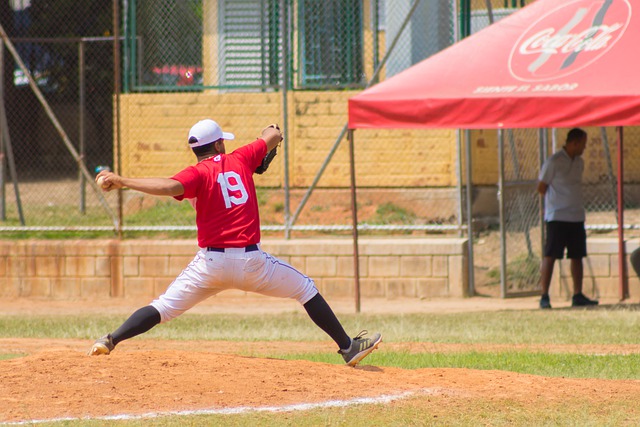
left=0, top=294, right=634, bottom=316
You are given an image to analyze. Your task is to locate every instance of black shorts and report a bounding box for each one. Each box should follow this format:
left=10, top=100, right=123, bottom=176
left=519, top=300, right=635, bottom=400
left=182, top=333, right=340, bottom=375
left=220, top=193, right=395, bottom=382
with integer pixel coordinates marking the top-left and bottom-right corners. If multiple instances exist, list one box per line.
left=544, top=221, right=587, bottom=259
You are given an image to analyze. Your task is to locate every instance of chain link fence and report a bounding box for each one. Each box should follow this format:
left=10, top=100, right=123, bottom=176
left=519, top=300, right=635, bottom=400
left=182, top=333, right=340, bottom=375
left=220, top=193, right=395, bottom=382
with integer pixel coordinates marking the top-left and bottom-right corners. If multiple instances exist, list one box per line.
left=1, top=0, right=638, bottom=295
left=111, top=0, right=466, bottom=237
left=0, top=0, right=527, bottom=236
left=0, top=0, right=116, bottom=230
left=471, top=126, right=640, bottom=298
left=288, top=0, right=461, bottom=237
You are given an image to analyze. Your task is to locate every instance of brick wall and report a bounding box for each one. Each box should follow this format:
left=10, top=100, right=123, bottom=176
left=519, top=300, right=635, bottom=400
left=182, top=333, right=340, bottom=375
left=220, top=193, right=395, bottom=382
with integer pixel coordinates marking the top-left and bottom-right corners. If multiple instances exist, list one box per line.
left=0, top=238, right=468, bottom=300
left=0, top=238, right=636, bottom=301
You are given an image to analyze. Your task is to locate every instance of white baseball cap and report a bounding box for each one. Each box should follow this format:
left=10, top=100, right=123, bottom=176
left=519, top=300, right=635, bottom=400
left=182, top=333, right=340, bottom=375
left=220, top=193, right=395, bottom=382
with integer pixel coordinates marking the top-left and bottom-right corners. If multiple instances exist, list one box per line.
left=188, top=119, right=235, bottom=148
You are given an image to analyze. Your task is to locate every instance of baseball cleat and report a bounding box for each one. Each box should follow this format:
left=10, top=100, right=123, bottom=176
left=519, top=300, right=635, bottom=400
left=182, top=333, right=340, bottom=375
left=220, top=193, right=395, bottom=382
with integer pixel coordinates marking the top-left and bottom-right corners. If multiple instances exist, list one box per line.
left=88, top=334, right=115, bottom=356
left=338, top=330, right=382, bottom=367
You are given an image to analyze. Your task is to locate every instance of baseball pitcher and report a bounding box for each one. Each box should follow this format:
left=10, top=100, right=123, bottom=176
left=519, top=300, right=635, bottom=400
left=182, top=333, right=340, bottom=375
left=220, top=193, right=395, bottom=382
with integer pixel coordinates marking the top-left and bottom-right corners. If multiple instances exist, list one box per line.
left=89, top=119, right=381, bottom=366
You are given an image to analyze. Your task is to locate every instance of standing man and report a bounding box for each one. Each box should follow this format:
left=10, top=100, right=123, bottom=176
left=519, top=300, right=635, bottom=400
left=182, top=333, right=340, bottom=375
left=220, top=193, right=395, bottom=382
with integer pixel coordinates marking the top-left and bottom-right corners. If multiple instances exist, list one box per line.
left=89, top=119, right=381, bottom=366
left=537, top=128, right=598, bottom=309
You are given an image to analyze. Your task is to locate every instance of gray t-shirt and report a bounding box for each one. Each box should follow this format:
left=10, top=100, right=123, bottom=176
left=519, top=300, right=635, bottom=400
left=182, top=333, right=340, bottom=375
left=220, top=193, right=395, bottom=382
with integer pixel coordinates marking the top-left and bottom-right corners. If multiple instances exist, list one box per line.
left=538, top=148, right=585, bottom=222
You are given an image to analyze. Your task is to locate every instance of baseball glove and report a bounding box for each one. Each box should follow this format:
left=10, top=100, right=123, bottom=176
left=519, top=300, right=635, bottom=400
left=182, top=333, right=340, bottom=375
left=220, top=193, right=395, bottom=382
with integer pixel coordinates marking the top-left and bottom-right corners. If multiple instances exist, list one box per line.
left=255, top=146, right=278, bottom=174
left=255, top=124, right=282, bottom=174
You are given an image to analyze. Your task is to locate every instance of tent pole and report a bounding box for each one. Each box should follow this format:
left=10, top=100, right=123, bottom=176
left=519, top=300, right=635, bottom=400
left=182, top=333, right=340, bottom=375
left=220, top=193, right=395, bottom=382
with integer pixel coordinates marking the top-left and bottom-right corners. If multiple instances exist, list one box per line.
left=465, top=129, right=475, bottom=296
left=498, top=129, right=506, bottom=298
left=617, top=126, right=628, bottom=301
left=539, top=128, right=547, bottom=281
left=456, top=130, right=464, bottom=237
left=348, top=129, right=361, bottom=313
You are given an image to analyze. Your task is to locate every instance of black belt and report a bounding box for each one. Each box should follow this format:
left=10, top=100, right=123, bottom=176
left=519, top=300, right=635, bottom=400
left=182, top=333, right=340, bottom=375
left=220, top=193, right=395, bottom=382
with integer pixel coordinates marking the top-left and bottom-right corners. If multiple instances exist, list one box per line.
left=206, top=244, right=259, bottom=253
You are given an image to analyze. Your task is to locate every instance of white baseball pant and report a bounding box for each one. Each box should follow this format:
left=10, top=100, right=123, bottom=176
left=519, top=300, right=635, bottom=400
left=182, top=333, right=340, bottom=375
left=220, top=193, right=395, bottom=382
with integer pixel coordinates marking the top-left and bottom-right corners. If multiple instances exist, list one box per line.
left=150, top=245, right=318, bottom=323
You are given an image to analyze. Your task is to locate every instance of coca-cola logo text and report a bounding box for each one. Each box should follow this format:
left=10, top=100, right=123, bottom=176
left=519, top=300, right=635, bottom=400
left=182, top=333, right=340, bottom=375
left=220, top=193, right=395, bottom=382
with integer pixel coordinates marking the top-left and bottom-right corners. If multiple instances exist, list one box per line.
left=509, top=0, right=630, bottom=82
left=519, top=24, right=622, bottom=55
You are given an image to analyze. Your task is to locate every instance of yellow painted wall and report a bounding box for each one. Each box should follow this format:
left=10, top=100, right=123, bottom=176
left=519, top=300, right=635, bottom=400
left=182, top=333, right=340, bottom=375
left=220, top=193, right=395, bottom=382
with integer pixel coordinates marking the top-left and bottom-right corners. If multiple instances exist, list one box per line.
left=118, top=91, right=459, bottom=188
left=469, top=127, right=635, bottom=186
left=119, top=92, right=283, bottom=186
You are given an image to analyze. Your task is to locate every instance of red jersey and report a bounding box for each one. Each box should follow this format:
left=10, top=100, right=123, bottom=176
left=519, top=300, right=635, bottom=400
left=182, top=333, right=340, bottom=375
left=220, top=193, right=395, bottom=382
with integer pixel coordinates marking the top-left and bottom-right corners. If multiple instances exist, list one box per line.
left=172, top=139, right=267, bottom=248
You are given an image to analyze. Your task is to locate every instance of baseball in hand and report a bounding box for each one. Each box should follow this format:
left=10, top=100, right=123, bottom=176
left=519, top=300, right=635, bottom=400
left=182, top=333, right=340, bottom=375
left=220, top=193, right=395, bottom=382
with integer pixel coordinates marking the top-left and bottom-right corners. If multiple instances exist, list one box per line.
left=269, top=124, right=283, bottom=141
left=97, top=176, right=107, bottom=188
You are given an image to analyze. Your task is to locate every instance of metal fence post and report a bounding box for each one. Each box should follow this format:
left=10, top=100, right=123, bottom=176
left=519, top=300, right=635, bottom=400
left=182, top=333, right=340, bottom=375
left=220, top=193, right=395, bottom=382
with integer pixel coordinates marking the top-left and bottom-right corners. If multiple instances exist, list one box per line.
left=114, top=0, right=123, bottom=237
left=281, top=0, right=291, bottom=239
left=78, top=39, right=86, bottom=214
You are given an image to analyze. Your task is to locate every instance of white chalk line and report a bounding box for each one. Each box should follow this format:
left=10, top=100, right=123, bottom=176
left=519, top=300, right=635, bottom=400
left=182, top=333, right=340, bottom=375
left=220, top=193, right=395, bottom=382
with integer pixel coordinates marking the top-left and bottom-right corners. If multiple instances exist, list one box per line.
left=2, top=389, right=433, bottom=425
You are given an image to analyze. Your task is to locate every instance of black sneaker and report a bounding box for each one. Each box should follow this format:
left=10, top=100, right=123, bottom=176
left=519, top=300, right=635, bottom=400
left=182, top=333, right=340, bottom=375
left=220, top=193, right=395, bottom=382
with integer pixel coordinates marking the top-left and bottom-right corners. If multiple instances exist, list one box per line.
left=338, top=330, right=382, bottom=367
left=572, top=293, right=598, bottom=307
left=88, top=333, right=115, bottom=356
left=539, top=294, right=552, bottom=309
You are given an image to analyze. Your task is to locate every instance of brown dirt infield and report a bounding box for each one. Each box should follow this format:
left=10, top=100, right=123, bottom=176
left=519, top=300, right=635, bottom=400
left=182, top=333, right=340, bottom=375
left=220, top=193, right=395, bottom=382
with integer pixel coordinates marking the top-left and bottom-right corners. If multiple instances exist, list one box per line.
left=2, top=296, right=640, bottom=424
left=3, top=339, right=640, bottom=424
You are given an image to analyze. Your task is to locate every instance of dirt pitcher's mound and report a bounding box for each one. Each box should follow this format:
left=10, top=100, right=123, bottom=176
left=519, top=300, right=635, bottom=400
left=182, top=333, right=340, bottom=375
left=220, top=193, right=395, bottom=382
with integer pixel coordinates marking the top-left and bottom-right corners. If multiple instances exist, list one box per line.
left=2, top=348, right=430, bottom=423
left=2, top=342, right=640, bottom=423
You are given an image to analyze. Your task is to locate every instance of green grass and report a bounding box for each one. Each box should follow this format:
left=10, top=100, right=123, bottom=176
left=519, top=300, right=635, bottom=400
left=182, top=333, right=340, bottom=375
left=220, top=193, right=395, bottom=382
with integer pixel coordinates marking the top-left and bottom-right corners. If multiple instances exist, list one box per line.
left=29, top=400, right=638, bottom=427
left=2, top=195, right=194, bottom=228
left=20, top=396, right=637, bottom=427
left=2, top=310, right=640, bottom=344
left=369, top=202, right=417, bottom=224
left=271, top=351, right=640, bottom=380
left=0, top=353, right=23, bottom=361
left=23, top=397, right=638, bottom=427
left=487, top=253, right=541, bottom=288
left=124, top=200, right=195, bottom=225
left=0, top=199, right=198, bottom=239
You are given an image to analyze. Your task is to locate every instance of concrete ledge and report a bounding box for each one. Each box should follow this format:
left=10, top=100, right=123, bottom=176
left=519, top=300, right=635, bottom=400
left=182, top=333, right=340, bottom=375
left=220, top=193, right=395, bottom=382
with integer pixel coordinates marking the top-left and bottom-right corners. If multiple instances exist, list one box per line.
left=1, top=237, right=631, bottom=301
left=0, top=238, right=469, bottom=300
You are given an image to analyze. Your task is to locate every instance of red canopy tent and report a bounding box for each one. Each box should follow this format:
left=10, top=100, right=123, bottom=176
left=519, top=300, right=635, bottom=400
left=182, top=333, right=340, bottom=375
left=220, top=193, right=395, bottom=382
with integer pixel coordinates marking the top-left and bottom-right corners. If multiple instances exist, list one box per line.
left=349, top=0, right=637, bottom=130
left=347, top=0, right=635, bottom=300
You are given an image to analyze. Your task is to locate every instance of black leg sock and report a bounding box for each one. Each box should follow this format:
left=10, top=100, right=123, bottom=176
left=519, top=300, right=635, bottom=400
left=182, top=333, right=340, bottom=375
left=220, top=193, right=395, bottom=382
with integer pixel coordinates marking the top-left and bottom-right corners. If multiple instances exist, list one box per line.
left=111, top=305, right=161, bottom=346
left=303, top=293, right=351, bottom=350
